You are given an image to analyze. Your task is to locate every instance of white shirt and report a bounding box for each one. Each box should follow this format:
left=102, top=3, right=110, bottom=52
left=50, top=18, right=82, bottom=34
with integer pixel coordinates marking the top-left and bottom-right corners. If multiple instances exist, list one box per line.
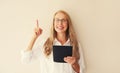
left=21, top=39, right=85, bottom=73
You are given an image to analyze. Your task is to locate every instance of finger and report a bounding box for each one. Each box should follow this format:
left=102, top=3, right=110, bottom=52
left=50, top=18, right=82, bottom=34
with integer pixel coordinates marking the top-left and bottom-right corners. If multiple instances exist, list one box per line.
left=36, top=19, right=39, bottom=27
left=66, top=56, right=72, bottom=59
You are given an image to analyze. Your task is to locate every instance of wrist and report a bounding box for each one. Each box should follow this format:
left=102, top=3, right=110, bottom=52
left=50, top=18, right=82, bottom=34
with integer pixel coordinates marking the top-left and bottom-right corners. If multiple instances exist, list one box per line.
left=72, top=62, right=80, bottom=73
left=32, top=34, right=38, bottom=40
left=72, top=62, right=77, bottom=66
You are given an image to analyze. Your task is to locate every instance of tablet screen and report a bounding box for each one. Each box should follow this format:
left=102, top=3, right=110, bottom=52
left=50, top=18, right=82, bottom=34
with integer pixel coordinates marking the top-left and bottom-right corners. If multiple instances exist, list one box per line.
left=53, top=45, right=72, bottom=63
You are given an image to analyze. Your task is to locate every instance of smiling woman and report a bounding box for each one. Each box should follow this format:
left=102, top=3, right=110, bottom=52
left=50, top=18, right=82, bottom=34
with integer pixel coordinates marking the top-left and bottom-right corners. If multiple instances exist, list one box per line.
left=1, top=0, right=120, bottom=73
left=21, top=10, right=85, bottom=73
left=54, top=13, right=68, bottom=40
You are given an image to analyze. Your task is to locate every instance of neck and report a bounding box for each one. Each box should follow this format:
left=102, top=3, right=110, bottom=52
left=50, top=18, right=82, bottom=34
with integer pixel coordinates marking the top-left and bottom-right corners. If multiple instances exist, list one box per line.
left=56, top=33, right=68, bottom=45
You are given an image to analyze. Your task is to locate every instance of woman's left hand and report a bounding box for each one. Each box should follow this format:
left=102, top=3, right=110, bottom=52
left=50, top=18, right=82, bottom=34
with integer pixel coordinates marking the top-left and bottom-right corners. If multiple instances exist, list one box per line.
left=64, top=56, right=76, bottom=65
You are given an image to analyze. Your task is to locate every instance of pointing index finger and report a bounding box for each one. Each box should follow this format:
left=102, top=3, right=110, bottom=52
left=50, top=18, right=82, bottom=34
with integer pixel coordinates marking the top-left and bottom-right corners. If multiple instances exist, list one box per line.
left=36, top=19, right=39, bottom=27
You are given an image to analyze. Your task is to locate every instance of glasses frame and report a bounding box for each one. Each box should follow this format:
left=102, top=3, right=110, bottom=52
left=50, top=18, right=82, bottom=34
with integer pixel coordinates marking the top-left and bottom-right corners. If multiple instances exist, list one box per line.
left=54, top=18, right=67, bottom=23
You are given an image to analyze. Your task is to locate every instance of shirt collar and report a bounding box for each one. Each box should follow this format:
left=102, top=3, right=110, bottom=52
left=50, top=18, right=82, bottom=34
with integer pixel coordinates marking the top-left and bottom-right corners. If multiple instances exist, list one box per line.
left=53, top=38, right=71, bottom=46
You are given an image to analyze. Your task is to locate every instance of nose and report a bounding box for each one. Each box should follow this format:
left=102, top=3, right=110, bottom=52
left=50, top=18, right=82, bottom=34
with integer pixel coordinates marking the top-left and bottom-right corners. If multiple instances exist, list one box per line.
left=58, top=20, right=63, bottom=25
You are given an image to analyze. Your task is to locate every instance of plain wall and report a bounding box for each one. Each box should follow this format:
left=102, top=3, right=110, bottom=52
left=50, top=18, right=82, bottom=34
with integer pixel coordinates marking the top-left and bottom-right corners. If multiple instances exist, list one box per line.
left=0, top=0, right=120, bottom=73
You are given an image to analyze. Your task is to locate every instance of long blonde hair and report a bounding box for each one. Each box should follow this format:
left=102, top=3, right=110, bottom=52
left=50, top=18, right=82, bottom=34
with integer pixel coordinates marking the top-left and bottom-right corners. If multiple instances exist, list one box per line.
left=43, top=10, right=80, bottom=60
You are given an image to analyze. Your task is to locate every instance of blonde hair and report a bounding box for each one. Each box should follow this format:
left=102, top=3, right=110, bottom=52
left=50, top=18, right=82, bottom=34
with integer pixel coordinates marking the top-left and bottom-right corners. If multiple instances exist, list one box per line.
left=43, top=10, right=80, bottom=60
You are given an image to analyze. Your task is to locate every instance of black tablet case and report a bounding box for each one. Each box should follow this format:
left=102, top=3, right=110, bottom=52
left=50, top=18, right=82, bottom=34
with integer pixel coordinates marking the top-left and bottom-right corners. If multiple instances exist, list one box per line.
left=53, top=46, right=72, bottom=63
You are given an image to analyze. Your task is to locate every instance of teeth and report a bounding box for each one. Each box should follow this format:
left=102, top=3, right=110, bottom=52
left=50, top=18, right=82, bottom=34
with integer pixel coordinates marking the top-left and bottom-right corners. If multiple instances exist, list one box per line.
left=57, top=27, right=63, bottom=29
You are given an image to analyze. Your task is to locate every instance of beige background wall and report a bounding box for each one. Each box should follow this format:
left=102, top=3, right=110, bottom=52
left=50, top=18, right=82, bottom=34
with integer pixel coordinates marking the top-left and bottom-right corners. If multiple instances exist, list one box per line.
left=0, top=0, right=120, bottom=73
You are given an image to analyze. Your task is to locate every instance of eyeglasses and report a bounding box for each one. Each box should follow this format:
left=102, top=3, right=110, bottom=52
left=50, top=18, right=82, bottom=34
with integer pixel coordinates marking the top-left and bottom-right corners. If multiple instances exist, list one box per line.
left=54, top=18, right=67, bottom=23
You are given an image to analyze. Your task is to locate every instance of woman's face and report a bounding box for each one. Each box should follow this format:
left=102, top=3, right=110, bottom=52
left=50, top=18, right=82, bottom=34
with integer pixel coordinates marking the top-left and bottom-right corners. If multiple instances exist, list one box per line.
left=54, top=12, right=68, bottom=34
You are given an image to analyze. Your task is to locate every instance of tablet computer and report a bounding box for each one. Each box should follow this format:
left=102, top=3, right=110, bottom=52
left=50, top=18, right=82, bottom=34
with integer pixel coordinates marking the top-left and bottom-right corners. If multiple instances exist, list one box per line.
left=53, top=45, right=72, bottom=63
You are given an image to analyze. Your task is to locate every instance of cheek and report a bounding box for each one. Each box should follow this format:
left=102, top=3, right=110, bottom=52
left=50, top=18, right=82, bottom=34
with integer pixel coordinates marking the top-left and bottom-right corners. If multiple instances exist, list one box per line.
left=54, top=22, right=57, bottom=27
left=64, top=23, right=68, bottom=30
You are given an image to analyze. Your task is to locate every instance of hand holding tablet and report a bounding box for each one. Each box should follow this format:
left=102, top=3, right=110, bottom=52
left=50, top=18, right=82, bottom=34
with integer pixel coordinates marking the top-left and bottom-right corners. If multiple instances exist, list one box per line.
left=53, top=46, right=73, bottom=63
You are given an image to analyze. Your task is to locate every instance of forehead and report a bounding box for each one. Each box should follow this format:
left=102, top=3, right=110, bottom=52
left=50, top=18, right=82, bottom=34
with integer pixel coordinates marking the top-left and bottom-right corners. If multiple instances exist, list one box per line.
left=55, top=12, right=67, bottom=19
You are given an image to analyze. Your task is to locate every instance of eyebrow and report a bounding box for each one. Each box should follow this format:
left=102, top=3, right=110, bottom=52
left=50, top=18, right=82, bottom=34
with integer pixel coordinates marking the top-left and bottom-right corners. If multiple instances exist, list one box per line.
left=55, top=18, right=67, bottom=20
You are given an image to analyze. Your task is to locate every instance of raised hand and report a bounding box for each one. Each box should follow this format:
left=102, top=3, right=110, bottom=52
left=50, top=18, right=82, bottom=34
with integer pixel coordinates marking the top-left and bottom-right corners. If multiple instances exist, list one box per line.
left=34, top=19, right=43, bottom=38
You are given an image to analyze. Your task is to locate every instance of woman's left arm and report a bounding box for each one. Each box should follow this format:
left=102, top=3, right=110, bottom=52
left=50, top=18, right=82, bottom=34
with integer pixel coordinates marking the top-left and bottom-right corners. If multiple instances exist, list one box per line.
left=72, top=61, right=80, bottom=73
left=64, top=56, right=80, bottom=73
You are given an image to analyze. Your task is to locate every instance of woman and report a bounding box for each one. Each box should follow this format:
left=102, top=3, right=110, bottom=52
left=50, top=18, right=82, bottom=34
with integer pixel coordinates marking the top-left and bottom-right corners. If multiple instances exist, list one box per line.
left=21, top=10, right=85, bottom=73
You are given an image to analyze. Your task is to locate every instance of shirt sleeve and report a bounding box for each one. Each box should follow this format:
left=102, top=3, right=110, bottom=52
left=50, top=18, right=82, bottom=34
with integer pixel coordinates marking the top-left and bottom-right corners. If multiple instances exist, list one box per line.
left=21, top=50, right=33, bottom=64
left=78, top=42, right=86, bottom=73
left=21, top=39, right=45, bottom=64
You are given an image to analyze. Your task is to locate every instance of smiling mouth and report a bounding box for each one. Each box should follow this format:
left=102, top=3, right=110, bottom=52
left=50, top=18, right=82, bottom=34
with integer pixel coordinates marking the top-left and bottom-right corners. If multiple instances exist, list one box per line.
left=57, top=26, right=64, bottom=30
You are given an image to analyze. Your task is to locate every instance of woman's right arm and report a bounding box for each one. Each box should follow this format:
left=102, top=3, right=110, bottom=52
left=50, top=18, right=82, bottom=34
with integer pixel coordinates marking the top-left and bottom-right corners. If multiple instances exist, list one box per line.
left=21, top=20, right=43, bottom=63
left=26, top=20, right=43, bottom=51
